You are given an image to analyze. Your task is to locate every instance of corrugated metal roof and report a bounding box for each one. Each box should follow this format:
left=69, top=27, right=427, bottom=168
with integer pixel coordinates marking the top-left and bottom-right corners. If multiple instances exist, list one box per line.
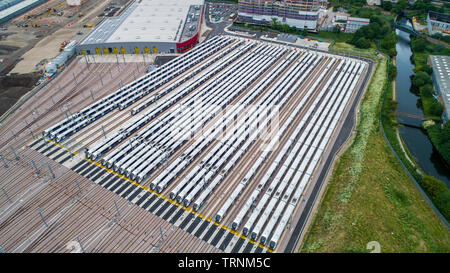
left=79, top=0, right=203, bottom=46
left=0, top=0, right=44, bottom=22
left=429, top=55, right=450, bottom=119
left=0, top=0, right=24, bottom=12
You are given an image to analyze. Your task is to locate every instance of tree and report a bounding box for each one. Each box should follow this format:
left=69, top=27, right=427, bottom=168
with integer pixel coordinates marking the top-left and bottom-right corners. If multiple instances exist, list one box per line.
left=388, top=64, right=397, bottom=80
left=270, top=17, right=279, bottom=28
left=354, top=37, right=371, bottom=49
left=434, top=191, right=450, bottom=220
left=419, top=84, right=433, bottom=97
left=412, top=37, right=428, bottom=52
left=421, top=175, right=447, bottom=199
left=429, top=101, right=444, bottom=116
left=413, top=71, right=432, bottom=87
left=333, top=24, right=341, bottom=34
left=301, top=27, right=308, bottom=36
left=382, top=0, right=392, bottom=11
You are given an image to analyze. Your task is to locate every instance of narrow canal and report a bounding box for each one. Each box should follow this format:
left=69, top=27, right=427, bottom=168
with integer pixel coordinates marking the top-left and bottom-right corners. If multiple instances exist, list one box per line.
left=395, top=25, right=450, bottom=187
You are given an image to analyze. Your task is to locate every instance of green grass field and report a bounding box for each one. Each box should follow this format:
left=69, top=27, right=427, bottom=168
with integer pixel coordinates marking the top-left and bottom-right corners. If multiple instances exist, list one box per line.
left=300, top=57, right=450, bottom=253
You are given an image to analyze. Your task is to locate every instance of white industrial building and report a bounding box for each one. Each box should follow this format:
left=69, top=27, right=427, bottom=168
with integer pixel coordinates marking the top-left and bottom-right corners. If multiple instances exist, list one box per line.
left=429, top=55, right=450, bottom=122
left=345, top=17, right=370, bottom=33
left=76, top=0, right=204, bottom=55
left=427, top=11, right=450, bottom=36
left=66, top=0, right=87, bottom=6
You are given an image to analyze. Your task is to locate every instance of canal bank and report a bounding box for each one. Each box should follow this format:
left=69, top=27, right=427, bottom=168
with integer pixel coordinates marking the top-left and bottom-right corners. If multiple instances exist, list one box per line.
left=395, top=28, right=450, bottom=188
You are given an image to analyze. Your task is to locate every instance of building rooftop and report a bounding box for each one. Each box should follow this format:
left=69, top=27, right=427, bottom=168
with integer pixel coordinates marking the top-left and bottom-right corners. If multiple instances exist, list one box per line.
left=429, top=55, right=450, bottom=119
left=428, top=11, right=450, bottom=24
left=0, top=0, right=41, bottom=23
left=347, top=17, right=370, bottom=23
left=79, top=0, right=203, bottom=46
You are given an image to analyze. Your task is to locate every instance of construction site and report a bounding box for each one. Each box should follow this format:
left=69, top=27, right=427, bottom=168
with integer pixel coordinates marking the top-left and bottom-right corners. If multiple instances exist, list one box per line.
left=0, top=32, right=372, bottom=253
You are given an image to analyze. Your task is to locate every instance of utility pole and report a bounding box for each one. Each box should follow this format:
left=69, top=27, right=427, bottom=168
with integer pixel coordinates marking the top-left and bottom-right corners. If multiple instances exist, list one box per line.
left=99, top=72, right=104, bottom=86
left=77, top=237, right=85, bottom=253
left=0, top=155, right=8, bottom=169
left=43, top=162, right=55, bottom=179
left=74, top=180, right=82, bottom=195
left=38, top=208, right=48, bottom=227
left=159, top=226, right=164, bottom=245
left=10, top=147, right=19, bottom=161
left=114, top=200, right=120, bottom=217
left=90, top=89, right=95, bottom=101
left=1, top=187, right=12, bottom=204
left=31, top=160, right=40, bottom=174
left=72, top=72, right=78, bottom=85
left=84, top=54, right=90, bottom=71
left=101, top=125, right=107, bottom=139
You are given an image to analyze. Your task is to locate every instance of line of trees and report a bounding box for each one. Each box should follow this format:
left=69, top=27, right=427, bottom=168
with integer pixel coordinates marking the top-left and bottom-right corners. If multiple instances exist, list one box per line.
left=350, top=15, right=398, bottom=57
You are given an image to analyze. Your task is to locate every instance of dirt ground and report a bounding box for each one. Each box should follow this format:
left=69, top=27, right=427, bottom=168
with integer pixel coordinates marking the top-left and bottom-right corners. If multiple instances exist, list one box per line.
left=2, top=0, right=123, bottom=74
left=0, top=73, right=40, bottom=116
left=10, top=26, right=85, bottom=74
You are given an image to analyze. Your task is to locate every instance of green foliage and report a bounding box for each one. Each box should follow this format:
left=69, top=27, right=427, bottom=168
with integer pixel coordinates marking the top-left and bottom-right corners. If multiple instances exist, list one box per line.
left=420, top=175, right=448, bottom=200
left=412, top=71, right=432, bottom=87
left=434, top=191, right=450, bottom=220
left=424, top=122, right=450, bottom=165
left=333, top=24, right=341, bottom=34
left=354, top=37, right=371, bottom=49
left=414, top=64, right=432, bottom=75
left=411, top=37, right=428, bottom=52
left=388, top=64, right=397, bottom=80
left=429, top=100, right=444, bottom=116
left=382, top=0, right=392, bottom=11
left=419, top=84, right=433, bottom=97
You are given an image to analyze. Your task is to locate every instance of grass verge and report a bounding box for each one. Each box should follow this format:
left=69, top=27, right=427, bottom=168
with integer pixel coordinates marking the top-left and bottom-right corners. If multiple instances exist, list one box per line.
left=300, top=54, right=450, bottom=253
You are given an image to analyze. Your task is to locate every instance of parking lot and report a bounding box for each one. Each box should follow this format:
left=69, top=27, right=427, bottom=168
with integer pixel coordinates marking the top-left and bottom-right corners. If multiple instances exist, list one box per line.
left=208, top=2, right=238, bottom=23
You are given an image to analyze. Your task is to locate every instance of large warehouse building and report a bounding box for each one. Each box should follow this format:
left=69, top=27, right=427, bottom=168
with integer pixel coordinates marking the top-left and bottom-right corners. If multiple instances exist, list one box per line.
left=76, top=0, right=204, bottom=55
left=0, top=0, right=48, bottom=25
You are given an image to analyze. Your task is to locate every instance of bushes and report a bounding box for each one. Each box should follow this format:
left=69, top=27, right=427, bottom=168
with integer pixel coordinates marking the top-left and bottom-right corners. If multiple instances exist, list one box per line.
left=419, top=84, right=433, bottom=97
left=434, top=191, right=450, bottom=220
left=429, top=101, right=444, bottom=116
left=421, top=175, right=448, bottom=199
left=425, top=122, right=450, bottom=165
left=388, top=64, right=397, bottom=80
left=411, top=37, right=428, bottom=53
left=412, top=71, right=432, bottom=87
left=354, top=37, right=371, bottom=49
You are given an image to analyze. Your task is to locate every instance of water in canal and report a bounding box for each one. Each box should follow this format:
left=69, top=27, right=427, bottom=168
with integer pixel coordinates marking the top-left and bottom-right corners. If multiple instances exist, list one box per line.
left=395, top=26, right=450, bottom=187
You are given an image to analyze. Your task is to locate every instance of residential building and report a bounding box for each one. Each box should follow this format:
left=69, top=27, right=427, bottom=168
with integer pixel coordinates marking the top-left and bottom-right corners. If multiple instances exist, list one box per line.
left=238, top=0, right=321, bottom=30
